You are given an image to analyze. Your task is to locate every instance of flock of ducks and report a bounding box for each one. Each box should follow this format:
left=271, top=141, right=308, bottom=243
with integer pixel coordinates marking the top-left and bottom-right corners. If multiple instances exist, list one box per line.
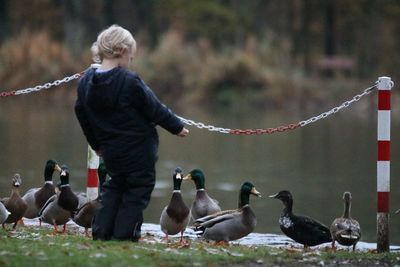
left=0, top=161, right=363, bottom=250
left=159, top=168, right=361, bottom=250
left=269, top=190, right=361, bottom=250
left=0, top=159, right=107, bottom=236
left=160, top=168, right=261, bottom=245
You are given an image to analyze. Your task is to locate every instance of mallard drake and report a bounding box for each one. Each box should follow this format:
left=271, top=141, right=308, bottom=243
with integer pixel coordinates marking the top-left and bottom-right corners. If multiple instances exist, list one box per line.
left=72, top=161, right=107, bottom=236
left=22, top=159, right=61, bottom=219
left=183, top=169, right=221, bottom=220
left=160, top=167, right=190, bottom=243
left=39, top=165, right=79, bottom=233
left=269, top=190, right=332, bottom=249
left=55, top=183, right=87, bottom=210
left=193, top=182, right=261, bottom=243
left=1, top=174, right=28, bottom=229
left=330, top=192, right=361, bottom=251
left=97, top=158, right=108, bottom=192
left=0, top=202, right=10, bottom=224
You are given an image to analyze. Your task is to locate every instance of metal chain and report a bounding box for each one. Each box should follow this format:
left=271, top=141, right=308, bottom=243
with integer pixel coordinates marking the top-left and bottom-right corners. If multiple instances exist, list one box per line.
left=0, top=72, right=82, bottom=98
left=178, top=115, right=301, bottom=135
left=0, top=71, right=378, bottom=135
left=299, top=83, right=377, bottom=127
left=178, top=82, right=378, bottom=135
left=177, top=116, right=231, bottom=134
left=229, top=123, right=300, bottom=135
left=0, top=90, right=16, bottom=97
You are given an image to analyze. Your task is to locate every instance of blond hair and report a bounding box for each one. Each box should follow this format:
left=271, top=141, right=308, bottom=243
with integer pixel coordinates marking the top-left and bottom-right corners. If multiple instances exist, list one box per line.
left=91, top=25, right=136, bottom=63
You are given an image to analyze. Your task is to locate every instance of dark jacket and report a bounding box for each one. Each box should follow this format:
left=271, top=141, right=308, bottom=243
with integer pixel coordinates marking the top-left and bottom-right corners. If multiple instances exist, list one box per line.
left=75, top=67, right=184, bottom=176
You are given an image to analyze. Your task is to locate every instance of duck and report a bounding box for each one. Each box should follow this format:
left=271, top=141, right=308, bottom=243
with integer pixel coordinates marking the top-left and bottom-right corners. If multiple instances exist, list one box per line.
left=39, top=165, right=79, bottom=233
left=55, top=182, right=87, bottom=210
left=72, top=198, right=97, bottom=237
left=269, top=190, right=332, bottom=249
left=22, top=159, right=61, bottom=219
left=160, top=167, right=190, bottom=243
left=330, top=192, right=361, bottom=251
left=73, top=160, right=107, bottom=236
left=1, top=174, right=28, bottom=229
left=193, top=181, right=261, bottom=244
left=0, top=202, right=10, bottom=224
left=183, top=169, right=221, bottom=220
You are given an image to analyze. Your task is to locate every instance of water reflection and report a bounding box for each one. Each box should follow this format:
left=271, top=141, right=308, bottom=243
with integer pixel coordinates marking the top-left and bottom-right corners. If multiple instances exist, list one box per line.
left=0, top=94, right=400, bottom=244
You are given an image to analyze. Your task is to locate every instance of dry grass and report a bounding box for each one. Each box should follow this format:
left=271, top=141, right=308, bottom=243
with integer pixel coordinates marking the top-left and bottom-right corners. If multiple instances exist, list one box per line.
left=0, top=29, right=370, bottom=111
left=0, top=30, right=80, bottom=91
left=134, top=29, right=296, bottom=108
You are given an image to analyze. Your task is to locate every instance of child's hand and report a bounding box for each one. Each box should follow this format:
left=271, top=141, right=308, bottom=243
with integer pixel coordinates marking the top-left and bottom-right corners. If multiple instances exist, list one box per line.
left=177, top=128, right=189, bottom=137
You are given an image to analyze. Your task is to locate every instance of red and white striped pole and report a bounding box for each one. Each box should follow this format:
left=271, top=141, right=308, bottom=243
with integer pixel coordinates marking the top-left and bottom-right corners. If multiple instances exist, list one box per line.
left=87, top=145, right=100, bottom=201
left=377, top=76, right=393, bottom=253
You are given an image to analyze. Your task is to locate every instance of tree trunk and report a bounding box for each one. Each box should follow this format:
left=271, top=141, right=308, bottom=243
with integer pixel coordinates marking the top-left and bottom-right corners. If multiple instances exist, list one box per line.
left=301, top=0, right=312, bottom=76
left=0, top=0, right=9, bottom=43
left=289, top=0, right=302, bottom=60
left=324, top=0, right=336, bottom=56
left=63, top=0, right=85, bottom=56
left=103, top=0, right=114, bottom=26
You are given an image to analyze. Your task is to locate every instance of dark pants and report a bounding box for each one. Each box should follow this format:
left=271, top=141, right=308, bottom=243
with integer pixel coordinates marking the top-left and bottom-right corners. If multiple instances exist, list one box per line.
left=92, top=169, right=155, bottom=241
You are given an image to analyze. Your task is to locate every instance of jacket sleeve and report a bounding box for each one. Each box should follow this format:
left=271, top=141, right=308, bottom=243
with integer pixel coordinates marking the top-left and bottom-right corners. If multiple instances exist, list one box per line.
left=131, top=77, right=184, bottom=135
left=74, top=82, right=101, bottom=151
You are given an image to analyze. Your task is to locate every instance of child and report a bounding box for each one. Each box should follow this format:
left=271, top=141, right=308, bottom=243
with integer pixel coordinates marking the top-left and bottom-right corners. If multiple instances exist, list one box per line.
left=75, top=25, right=189, bottom=241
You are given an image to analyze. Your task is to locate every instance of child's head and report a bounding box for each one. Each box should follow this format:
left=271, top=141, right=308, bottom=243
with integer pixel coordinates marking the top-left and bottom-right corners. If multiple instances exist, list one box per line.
left=91, top=25, right=136, bottom=63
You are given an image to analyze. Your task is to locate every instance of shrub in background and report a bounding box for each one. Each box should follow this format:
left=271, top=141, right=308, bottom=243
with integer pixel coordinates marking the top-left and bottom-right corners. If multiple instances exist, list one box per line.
left=0, top=30, right=79, bottom=91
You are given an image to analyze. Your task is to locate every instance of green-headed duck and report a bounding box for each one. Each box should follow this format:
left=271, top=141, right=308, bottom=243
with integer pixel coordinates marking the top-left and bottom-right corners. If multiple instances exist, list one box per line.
left=194, top=182, right=261, bottom=244
left=183, top=169, right=221, bottom=220
left=22, top=159, right=61, bottom=219
left=39, top=165, right=78, bottom=233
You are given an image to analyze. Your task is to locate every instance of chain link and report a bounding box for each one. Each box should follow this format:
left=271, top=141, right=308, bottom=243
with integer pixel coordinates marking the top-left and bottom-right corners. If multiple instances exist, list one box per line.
left=229, top=123, right=301, bottom=135
left=177, top=116, right=231, bottom=134
left=178, top=82, right=378, bottom=134
left=0, top=91, right=16, bottom=97
left=0, top=73, right=82, bottom=97
left=299, top=83, right=377, bottom=127
left=0, top=71, right=379, bottom=135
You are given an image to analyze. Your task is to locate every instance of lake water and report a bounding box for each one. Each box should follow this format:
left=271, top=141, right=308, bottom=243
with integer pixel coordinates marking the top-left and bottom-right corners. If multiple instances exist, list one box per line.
left=1, top=90, right=400, bottom=245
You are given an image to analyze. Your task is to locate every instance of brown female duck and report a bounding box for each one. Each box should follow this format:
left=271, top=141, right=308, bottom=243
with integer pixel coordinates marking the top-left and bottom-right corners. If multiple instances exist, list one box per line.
left=73, top=199, right=97, bottom=236
left=73, top=161, right=107, bottom=236
left=330, top=192, right=361, bottom=251
left=1, top=174, right=28, bottom=229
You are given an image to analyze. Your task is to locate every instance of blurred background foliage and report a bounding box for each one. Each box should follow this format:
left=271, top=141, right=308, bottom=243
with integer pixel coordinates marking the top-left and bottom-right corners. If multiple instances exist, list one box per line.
left=0, top=0, right=399, bottom=108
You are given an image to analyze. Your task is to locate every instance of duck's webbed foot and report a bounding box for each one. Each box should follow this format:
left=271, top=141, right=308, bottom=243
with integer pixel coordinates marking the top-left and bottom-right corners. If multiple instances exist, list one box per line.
left=214, top=240, right=229, bottom=246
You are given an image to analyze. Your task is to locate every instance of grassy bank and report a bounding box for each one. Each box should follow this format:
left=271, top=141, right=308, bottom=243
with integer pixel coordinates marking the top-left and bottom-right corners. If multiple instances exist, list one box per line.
left=1, top=225, right=399, bottom=267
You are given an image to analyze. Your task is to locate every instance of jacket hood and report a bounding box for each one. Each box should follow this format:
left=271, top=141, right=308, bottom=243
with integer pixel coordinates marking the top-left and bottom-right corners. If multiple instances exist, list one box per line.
left=85, top=67, right=126, bottom=110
